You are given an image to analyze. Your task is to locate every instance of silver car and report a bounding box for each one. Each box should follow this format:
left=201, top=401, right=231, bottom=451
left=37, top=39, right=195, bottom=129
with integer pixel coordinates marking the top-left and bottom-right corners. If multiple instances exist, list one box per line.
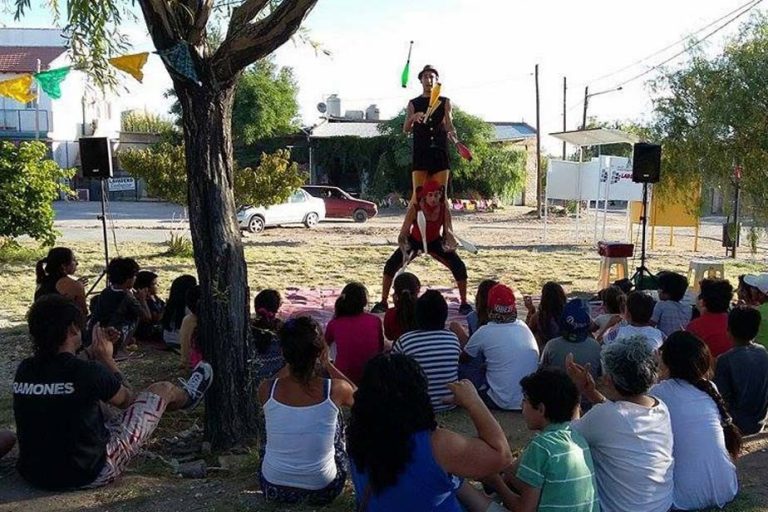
left=236, top=189, right=326, bottom=234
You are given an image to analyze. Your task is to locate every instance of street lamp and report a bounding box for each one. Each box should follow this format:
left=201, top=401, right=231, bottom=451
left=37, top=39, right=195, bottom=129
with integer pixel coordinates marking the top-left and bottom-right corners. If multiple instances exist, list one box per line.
left=582, top=85, right=623, bottom=130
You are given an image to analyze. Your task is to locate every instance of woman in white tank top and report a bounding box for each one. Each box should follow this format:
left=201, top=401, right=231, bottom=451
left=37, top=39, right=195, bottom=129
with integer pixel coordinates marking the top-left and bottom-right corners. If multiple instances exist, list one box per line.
left=257, top=316, right=355, bottom=506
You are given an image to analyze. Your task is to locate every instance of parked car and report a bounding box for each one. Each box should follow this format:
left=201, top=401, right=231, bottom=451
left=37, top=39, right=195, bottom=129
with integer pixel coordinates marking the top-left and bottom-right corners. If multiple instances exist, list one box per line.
left=236, top=189, right=326, bottom=234
left=302, top=185, right=378, bottom=223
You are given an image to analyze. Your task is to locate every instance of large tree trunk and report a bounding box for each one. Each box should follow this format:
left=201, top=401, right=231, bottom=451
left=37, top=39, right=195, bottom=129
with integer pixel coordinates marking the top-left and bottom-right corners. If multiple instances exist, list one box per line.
left=176, top=75, right=257, bottom=449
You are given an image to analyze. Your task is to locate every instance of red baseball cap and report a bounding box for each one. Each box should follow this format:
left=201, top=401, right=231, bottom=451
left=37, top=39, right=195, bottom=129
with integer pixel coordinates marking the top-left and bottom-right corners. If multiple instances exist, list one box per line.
left=419, top=180, right=442, bottom=199
left=487, top=284, right=516, bottom=314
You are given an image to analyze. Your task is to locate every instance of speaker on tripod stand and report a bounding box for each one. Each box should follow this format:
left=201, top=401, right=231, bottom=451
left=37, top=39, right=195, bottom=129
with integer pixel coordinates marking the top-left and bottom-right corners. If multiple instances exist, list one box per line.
left=631, top=143, right=661, bottom=290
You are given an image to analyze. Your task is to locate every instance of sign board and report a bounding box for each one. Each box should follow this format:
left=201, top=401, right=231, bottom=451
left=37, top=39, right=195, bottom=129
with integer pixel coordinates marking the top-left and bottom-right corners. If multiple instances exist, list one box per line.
left=546, top=157, right=643, bottom=202
left=108, top=177, right=136, bottom=192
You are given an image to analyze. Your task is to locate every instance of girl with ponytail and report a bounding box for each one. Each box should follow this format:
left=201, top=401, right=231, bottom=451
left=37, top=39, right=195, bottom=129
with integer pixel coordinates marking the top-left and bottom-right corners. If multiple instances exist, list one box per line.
left=34, top=247, right=88, bottom=315
left=383, top=272, right=421, bottom=341
left=652, top=331, right=740, bottom=510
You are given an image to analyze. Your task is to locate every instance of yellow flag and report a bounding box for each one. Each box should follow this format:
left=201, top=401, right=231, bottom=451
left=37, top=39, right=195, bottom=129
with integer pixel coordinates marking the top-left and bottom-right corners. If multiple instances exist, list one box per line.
left=109, top=52, right=150, bottom=82
left=0, top=75, right=36, bottom=103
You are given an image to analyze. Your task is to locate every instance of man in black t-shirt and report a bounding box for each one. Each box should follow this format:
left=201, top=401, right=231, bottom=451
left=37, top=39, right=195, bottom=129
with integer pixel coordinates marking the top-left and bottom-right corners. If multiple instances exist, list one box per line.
left=13, top=295, right=213, bottom=490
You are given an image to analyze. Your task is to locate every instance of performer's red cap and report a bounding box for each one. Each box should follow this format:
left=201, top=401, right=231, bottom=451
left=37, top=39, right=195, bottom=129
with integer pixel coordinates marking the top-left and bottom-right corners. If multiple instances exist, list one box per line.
left=420, top=180, right=442, bottom=196
left=487, top=284, right=516, bottom=314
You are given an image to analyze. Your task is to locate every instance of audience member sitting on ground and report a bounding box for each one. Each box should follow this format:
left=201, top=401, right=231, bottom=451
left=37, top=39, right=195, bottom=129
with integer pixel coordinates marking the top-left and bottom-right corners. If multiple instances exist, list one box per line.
left=393, top=290, right=461, bottom=412
left=591, top=285, right=625, bottom=335
left=13, top=295, right=212, bottom=490
left=566, top=336, right=674, bottom=512
left=257, top=316, right=355, bottom=506
left=325, top=282, right=384, bottom=384
left=348, top=353, right=512, bottom=512
left=652, top=331, right=740, bottom=510
left=90, top=257, right=151, bottom=358
left=250, top=289, right=285, bottom=383
left=740, top=274, right=768, bottom=350
left=383, top=272, right=421, bottom=341
left=651, top=271, right=692, bottom=337
left=0, top=430, right=15, bottom=460
left=34, top=247, right=88, bottom=315
left=486, top=367, right=598, bottom=512
left=160, top=274, right=197, bottom=349
left=603, top=291, right=664, bottom=350
left=540, top=299, right=601, bottom=410
left=686, top=278, right=734, bottom=358
left=133, top=270, right=165, bottom=342
left=451, top=278, right=498, bottom=345
left=461, top=284, right=539, bottom=410
left=524, top=281, right=566, bottom=350
left=179, top=285, right=201, bottom=370
left=715, top=306, right=768, bottom=435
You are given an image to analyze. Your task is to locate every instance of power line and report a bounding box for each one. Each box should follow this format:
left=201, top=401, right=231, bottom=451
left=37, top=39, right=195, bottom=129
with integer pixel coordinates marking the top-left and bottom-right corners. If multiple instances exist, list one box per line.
left=583, top=0, right=762, bottom=87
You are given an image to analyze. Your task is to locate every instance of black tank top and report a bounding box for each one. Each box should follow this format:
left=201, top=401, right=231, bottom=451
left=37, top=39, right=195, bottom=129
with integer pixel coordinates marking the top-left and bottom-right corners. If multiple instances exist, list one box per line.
left=410, top=95, right=450, bottom=173
left=34, top=275, right=62, bottom=302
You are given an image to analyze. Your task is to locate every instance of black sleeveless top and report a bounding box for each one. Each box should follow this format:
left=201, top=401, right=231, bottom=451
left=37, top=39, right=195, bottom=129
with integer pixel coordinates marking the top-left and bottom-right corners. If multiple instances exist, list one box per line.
left=34, top=274, right=62, bottom=301
left=410, top=95, right=450, bottom=173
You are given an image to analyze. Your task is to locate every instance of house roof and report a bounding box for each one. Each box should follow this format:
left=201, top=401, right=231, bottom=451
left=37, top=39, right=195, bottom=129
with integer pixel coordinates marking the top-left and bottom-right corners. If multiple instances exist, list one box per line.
left=0, top=46, right=67, bottom=73
left=549, top=128, right=638, bottom=147
left=309, top=119, right=538, bottom=142
left=490, top=122, right=537, bottom=141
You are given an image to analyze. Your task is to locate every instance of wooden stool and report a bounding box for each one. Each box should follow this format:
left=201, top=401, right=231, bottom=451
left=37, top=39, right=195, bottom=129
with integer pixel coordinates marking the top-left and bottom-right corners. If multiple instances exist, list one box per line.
left=598, top=257, right=629, bottom=290
left=687, top=260, right=725, bottom=293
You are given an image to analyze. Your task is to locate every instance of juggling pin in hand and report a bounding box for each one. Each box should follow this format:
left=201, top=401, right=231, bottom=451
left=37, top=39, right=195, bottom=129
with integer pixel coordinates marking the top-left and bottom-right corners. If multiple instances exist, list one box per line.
left=455, top=141, right=473, bottom=161
left=424, top=83, right=442, bottom=120
left=448, top=228, right=479, bottom=254
left=417, top=210, right=429, bottom=254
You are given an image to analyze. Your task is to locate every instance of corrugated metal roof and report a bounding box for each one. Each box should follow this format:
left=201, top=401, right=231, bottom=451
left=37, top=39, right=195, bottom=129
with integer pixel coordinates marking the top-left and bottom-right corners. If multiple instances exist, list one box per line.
left=310, top=121, right=384, bottom=138
left=491, top=122, right=537, bottom=141
left=0, top=46, right=66, bottom=73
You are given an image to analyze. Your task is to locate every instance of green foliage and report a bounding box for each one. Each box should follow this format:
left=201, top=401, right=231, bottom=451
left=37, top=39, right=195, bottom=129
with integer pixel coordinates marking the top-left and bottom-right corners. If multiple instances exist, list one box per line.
left=312, top=136, right=390, bottom=196
left=168, top=58, right=300, bottom=146
left=0, top=239, right=46, bottom=264
left=121, top=111, right=176, bottom=134
left=376, top=107, right=526, bottom=201
left=650, top=14, right=768, bottom=220
left=0, top=141, right=73, bottom=246
left=165, top=231, right=194, bottom=258
left=234, top=149, right=306, bottom=207
left=119, top=143, right=188, bottom=205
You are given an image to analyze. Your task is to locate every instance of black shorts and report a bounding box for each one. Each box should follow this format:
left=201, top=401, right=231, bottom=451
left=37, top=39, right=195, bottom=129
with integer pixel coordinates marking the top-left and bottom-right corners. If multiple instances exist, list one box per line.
left=383, top=236, right=467, bottom=282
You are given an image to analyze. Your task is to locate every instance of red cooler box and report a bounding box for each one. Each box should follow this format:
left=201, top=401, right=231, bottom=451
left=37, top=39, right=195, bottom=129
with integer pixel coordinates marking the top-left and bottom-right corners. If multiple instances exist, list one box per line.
left=597, top=242, right=634, bottom=258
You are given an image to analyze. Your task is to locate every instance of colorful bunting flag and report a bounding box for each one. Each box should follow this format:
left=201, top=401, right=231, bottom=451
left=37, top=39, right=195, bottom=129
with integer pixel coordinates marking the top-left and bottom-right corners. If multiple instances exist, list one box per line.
left=0, top=75, right=36, bottom=103
left=159, top=43, right=200, bottom=85
left=33, top=66, right=71, bottom=99
left=109, top=52, right=150, bottom=83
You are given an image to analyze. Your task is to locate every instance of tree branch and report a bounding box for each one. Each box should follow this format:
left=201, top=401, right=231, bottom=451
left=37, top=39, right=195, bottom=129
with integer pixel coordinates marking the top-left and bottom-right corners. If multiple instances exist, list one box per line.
left=212, top=0, right=318, bottom=81
left=227, top=0, right=271, bottom=37
left=136, top=0, right=179, bottom=51
left=188, top=0, right=214, bottom=47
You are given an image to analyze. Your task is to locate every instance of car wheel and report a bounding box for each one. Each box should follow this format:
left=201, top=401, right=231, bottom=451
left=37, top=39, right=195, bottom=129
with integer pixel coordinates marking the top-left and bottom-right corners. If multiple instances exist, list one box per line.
left=247, top=215, right=265, bottom=234
left=304, top=212, right=319, bottom=228
left=353, top=209, right=369, bottom=223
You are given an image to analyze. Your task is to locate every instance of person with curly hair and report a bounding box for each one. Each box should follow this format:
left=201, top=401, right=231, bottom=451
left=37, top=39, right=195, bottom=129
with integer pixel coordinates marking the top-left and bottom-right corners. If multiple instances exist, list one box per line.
left=652, top=331, right=739, bottom=510
left=566, top=336, right=674, bottom=512
left=348, top=353, right=512, bottom=511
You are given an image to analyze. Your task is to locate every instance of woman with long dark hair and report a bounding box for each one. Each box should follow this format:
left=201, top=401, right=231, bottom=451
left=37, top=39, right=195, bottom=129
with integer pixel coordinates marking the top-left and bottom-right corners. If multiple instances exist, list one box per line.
left=525, top=281, right=566, bottom=350
left=451, top=279, right=498, bottom=345
left=325, top=282, right=384, bottom=384
left=34, top=247, right=88, bottom=315
left=250, top=289, right=285, bottom=382
left=652, top=331, right=740, bottom=510
left=348, top=353, right=512, bottom=511
left=383, top=272, right=421, bottom=341
left=160, top=274, right=197, bottom=347
left=258, top=316, right=355, bottom=506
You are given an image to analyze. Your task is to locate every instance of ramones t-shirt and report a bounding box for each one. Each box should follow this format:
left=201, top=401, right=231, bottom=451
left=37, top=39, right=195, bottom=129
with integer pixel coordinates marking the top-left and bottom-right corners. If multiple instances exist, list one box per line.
left=13, top=352, right=122, bottom=489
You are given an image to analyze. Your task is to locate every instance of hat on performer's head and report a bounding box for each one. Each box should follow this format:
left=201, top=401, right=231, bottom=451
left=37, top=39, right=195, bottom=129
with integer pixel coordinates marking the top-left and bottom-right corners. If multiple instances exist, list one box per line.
left=418, top=180, right=442, bottom=199
left=418, top=65, right=439, bottom=80
left=487, top=284, right=518, bottom=323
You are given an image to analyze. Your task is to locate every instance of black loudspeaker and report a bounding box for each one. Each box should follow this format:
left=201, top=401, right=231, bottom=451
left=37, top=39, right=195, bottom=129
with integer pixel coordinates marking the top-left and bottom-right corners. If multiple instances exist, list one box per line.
left=79, top=137, right=113, bottom=179
left=632, top=143, right=661, bottom=183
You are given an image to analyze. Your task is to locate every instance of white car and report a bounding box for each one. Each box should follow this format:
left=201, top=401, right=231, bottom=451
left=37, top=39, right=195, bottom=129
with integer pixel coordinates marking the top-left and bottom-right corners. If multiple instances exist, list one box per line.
left=236, top=189, right=326, bottom=234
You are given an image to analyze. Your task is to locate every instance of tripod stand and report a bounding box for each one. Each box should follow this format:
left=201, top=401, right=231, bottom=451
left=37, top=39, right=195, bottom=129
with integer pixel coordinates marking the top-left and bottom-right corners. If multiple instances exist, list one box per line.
left=87, top=179, right=111, bottom=296
left=630, top=181, right=655, bottom=290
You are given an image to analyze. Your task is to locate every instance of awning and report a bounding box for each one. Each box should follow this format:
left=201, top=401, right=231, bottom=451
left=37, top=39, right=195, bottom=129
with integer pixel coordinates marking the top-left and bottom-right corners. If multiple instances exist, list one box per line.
left=549, top=128, right=639, bottom=147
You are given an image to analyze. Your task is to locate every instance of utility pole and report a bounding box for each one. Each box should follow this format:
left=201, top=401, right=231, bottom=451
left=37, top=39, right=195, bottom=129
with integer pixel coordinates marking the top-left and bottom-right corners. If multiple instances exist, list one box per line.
left=535, top=64, right=542, bottom=218
left=582, top=85, right=589, bottom=130
left=562, top=76, right=567, bottom=159
left=35, top=59, right=40, bottom=140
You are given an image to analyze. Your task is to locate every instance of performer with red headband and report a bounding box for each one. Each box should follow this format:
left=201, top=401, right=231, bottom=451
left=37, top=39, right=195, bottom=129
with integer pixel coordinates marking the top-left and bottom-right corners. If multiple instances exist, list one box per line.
left=372, top=180, right=470, bottom=314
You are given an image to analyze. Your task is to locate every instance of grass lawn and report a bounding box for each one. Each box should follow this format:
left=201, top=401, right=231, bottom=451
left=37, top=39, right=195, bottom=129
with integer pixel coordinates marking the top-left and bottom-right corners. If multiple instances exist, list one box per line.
left=0, top=235, right=766, bottom=511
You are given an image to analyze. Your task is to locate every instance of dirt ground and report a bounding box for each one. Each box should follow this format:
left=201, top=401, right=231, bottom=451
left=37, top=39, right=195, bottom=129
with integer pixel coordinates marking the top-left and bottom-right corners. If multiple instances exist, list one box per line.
left=1, top=205, right=768, bottom=511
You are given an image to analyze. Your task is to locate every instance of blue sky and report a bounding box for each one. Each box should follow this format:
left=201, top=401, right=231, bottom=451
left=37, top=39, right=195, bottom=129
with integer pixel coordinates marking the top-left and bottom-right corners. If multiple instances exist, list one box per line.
left=2, top=0, right=762, bottom=152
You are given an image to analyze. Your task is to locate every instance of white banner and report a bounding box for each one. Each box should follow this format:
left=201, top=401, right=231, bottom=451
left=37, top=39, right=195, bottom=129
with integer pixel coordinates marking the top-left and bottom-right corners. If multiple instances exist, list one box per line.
left=547, top=158, right=642, bottom=202
left=108, top=177, right=136, bottom=192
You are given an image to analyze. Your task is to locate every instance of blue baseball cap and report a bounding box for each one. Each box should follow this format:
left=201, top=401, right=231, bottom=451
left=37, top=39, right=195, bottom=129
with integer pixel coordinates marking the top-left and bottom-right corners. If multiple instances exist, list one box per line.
left=560, top=298, right=592, bottom=341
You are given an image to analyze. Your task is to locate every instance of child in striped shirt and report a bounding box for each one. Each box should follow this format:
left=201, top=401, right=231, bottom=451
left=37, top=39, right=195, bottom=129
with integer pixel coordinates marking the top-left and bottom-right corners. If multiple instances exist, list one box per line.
left=486, top=367, right=599, bottom=511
